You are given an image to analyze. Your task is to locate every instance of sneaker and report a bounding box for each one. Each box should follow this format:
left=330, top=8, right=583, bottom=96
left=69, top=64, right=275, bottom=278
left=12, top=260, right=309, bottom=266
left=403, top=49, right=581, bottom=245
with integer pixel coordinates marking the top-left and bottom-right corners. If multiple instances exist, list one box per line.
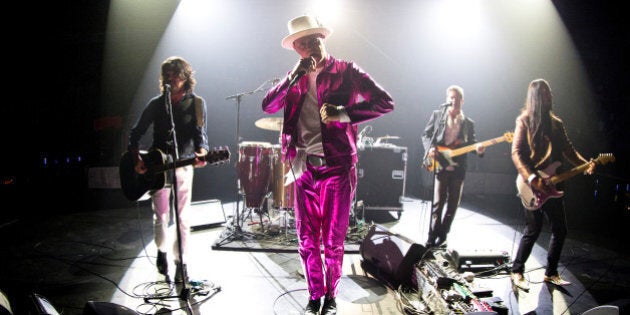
left=544, top=274, right=571, bottom=286
left=304, top=298, right=321, bottom=315
left=511, top=272, right=530, bottom=291
left=321, top=297, right=337, bottom=315
left=156, top=251, right=168, bottom=275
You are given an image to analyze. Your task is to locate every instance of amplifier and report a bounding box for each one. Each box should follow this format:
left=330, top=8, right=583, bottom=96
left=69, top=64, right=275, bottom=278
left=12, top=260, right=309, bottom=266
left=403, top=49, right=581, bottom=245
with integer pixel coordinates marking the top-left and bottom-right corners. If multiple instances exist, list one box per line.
left=356, top=145, right=407, bottom=212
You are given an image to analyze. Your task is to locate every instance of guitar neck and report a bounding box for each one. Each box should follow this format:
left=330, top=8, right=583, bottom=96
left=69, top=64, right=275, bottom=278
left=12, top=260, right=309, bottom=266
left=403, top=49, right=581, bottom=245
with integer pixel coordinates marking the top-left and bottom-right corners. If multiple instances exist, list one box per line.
left=153, top=157, right=196, bottom=173
left=551, top=161, right=590, bottom=185
left=450, top=135, right=506, bottom=157
left=151, top=149, right=230, bottom=174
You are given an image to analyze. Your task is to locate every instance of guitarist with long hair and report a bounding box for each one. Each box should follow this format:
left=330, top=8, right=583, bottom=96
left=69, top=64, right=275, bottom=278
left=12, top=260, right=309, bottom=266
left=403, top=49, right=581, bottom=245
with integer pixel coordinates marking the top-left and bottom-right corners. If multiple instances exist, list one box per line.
left=127, top=56, right=209, bottom=282
left=510, top=78, right=595, bottom=291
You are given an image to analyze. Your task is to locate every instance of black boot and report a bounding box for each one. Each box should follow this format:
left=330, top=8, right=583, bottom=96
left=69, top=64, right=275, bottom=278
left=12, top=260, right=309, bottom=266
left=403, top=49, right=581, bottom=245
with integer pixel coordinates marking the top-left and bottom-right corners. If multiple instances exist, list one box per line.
left=321, top=297, right=337, bottom=315
left=304, top=298, right=321, bottom=315
left=175, top=263, right=187, bottom=282
left=156, top=251, right=168, bottom=275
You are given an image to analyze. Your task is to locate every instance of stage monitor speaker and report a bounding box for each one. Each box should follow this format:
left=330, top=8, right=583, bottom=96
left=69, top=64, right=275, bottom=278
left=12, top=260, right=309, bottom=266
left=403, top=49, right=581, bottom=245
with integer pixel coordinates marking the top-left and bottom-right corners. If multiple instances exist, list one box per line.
left=359, top=224, right=425, bottom=289
left=82, top=301, right=138, bottom=315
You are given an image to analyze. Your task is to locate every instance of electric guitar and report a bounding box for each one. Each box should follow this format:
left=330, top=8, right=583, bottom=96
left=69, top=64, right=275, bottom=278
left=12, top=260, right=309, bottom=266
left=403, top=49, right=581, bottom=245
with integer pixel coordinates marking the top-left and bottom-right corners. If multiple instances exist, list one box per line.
left=516, top=153, right=615, bottom=210
left=119, top=147, right=230, bottom=201
left=423, top=132, right=514, bottom=172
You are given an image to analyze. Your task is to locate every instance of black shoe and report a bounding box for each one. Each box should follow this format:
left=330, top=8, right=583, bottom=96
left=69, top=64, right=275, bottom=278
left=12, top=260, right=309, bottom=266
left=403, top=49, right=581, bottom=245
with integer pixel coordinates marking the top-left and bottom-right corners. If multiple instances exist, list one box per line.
left=156, top=251, right=168, bottom=275
left=175, top=263, right=187, bottom=283
left=321, top=297, right=337, bottom=315
left=304, top=298, right=321, bottom=315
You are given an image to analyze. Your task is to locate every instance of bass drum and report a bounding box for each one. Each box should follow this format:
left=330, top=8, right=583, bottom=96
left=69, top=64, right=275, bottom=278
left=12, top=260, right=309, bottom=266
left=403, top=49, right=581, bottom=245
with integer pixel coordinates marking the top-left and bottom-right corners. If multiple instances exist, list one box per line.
left=237, top=141, right=273, bottom=209
left=271, top=145, right=295, bottom=209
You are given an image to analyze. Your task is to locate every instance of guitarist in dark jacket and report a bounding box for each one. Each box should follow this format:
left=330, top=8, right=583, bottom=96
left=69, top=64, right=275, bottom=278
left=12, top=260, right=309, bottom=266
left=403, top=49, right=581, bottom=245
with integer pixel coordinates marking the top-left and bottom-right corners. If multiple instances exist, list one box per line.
left=127, top=56, right=209, bottom=282
left=510, top=78, right=595, bottom=291
left=421, top=85, right=485, bottom=248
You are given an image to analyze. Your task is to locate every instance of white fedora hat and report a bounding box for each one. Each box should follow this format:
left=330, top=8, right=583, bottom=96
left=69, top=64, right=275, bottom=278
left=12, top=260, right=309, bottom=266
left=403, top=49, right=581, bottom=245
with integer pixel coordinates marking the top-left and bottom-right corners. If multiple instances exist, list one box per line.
left=281, top=15, right=333, bottom=50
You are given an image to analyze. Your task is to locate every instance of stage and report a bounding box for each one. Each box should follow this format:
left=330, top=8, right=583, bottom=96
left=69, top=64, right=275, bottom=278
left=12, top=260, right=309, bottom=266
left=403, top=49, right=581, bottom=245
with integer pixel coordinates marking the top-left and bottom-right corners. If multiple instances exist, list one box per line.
left=0, top=197, right=628, bottom=314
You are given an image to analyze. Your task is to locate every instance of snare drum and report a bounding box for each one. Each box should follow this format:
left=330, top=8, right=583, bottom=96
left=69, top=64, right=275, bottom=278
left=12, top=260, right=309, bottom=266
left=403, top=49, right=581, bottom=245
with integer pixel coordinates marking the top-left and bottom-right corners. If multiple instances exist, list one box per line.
left=238, top=141, right=273, bottom=209
left=271, top=145, right=295, bottom=209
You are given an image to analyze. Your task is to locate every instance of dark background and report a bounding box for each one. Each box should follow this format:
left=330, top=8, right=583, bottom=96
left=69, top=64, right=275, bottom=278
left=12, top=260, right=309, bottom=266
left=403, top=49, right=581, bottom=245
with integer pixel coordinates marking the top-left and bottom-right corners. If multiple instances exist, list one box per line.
left=2, top=1, right=628, bottom=239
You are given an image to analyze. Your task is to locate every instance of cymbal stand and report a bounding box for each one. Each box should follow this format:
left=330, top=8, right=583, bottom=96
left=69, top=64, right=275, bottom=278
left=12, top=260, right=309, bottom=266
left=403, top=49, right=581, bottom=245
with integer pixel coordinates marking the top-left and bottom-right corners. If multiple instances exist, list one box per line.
left=218, top=78, right=279, bottom=245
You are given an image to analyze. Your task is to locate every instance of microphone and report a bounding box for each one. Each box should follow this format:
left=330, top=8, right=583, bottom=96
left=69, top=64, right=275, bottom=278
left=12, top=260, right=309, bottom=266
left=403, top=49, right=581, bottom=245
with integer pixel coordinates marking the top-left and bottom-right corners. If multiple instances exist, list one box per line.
left=289, top=70, right=306, bottom=87
left=164, top=84, right=171, bottom=93
left=440, top=102, right=451, bottom=108
left=289, top=56, right=315, bottom=87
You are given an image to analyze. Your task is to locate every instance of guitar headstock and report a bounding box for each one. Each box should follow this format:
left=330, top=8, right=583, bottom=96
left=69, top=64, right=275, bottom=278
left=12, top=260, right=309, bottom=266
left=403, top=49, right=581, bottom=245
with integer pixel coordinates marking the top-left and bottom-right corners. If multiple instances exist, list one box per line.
left=595, top=153, right=615, bottom=165
left=205, top=146, right=231, bottom=165
left=504, top=131, right=514, bottom=143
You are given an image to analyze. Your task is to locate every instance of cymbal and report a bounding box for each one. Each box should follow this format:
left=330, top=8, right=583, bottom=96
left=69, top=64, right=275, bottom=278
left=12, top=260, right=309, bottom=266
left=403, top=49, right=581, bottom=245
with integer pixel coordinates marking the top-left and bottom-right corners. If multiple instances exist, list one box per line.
left=255, top=117, right=283, bottom=131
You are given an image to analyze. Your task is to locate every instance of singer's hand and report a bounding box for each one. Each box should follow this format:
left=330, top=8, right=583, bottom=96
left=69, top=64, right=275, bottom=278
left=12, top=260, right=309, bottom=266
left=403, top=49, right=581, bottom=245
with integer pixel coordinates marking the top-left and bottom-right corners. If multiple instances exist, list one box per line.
left=320, top=103, right=342, bottom=124
left=290, top=56, right=316, bottom=82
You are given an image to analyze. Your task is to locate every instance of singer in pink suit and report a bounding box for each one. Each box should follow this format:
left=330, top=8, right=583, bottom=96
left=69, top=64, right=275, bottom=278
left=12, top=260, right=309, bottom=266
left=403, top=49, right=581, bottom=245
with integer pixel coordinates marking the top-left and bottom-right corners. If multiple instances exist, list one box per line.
left=262, top=15, right=394, bottom=315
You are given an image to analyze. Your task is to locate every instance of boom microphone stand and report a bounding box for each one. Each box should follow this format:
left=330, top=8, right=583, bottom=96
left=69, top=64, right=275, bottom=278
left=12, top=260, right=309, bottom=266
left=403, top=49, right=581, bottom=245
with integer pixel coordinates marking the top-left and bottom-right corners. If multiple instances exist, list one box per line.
left=165, top=85, right=195, bottom=311
left=217, top=78, right=279, bottom=245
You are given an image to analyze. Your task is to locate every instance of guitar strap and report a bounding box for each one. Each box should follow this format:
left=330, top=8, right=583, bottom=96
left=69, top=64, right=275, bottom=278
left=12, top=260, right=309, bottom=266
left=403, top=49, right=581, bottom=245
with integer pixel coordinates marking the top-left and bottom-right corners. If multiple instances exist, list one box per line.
left=194, top=95, right=204, bottom=128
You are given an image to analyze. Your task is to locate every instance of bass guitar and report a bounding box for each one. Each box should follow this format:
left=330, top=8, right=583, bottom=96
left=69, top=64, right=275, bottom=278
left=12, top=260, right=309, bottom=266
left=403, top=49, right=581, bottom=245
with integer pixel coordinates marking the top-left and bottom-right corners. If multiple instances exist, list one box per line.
left=516, top=153, right=615, bottom=210
left=119, top=147, right=230, bottom=201
left=423, top=132, right=514, bottom=172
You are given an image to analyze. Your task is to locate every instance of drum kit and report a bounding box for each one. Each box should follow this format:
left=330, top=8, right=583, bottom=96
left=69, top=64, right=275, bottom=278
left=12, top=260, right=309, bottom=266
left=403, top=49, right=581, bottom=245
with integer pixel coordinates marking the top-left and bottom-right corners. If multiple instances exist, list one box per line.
left=236, top=117, right=295, bottom=233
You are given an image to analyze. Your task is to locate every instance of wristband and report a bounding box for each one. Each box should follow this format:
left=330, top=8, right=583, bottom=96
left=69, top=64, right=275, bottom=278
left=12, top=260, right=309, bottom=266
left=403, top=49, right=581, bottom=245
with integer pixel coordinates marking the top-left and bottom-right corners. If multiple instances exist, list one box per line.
left=527, top=174, right=537, bottom=184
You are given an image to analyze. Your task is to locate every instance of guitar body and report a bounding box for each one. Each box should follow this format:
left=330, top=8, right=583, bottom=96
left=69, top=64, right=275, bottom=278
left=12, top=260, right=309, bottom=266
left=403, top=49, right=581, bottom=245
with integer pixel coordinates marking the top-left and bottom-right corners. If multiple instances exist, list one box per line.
left=119, top=149, right=169, bottom=201
left=119, top=147, right=231, bottom=202
left=516, top=162, right=564, bottom=210
left=423, top=132, right=513, bottom=173
left=423, top=146, right=455, bottom=173
left=516, top=153, right=614, bottom=211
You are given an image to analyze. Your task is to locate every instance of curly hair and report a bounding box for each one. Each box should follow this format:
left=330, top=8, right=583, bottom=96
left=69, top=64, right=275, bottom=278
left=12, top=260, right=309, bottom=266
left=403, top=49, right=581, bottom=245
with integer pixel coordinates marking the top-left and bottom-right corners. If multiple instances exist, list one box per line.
left=159, top=56, right=196, bottom=93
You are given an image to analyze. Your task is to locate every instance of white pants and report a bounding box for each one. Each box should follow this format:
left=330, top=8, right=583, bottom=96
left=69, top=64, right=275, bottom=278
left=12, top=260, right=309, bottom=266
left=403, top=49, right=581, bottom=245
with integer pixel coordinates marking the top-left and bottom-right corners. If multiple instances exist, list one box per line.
left=151, top=165, right=194, bottom=264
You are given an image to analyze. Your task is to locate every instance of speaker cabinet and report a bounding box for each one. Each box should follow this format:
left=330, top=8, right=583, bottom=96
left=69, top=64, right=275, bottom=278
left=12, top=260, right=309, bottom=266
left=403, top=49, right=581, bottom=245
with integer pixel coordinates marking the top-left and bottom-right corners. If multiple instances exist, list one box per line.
left=357, top=145, right=407, bottom=212
left=359, top=224, right=425, bottom=289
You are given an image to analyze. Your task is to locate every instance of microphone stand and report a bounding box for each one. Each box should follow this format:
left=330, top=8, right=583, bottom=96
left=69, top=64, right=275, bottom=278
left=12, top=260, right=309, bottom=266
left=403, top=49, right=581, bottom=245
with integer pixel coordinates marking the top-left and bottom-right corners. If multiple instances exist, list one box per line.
left=423, top=105, right=450, bottom=248
left=217, top=78, right=278, bottom=246
left=146, top=87, right=220, bottom=313
left=141, top=87, right=195, bottom=314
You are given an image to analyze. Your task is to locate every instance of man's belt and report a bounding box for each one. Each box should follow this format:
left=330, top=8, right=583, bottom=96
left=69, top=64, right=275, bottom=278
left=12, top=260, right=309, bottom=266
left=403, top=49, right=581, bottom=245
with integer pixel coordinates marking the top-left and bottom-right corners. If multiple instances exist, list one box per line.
left=307, top=155, right=326, bottom=167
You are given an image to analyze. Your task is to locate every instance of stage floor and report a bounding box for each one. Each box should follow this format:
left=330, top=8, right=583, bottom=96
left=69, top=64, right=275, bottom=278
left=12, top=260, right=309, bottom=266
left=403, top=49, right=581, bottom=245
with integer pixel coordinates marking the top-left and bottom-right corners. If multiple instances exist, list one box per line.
left=0, top=196, right=628, bottom=314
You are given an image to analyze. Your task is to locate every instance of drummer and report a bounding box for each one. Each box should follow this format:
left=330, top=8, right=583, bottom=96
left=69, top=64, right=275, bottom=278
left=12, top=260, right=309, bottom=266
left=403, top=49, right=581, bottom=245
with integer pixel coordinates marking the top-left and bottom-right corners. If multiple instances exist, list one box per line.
left=261, top=15, right=394, bottom=315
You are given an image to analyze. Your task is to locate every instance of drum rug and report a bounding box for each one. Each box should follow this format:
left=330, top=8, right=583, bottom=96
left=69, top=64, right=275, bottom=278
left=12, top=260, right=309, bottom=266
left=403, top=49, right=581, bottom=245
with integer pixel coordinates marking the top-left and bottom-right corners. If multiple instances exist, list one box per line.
left=210, top=207, right=371, bottom=253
